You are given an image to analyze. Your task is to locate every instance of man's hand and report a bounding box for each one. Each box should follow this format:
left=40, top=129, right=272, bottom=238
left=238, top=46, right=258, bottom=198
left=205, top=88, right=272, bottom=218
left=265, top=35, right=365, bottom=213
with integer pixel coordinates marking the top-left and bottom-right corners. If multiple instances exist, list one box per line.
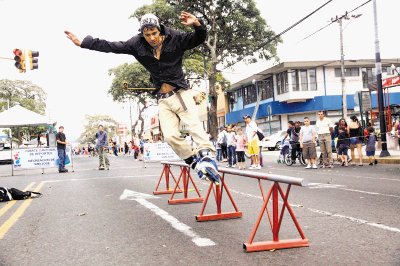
left=180, top=11, right=200, bottom=27
left=64, top=30, right=82, bottom=47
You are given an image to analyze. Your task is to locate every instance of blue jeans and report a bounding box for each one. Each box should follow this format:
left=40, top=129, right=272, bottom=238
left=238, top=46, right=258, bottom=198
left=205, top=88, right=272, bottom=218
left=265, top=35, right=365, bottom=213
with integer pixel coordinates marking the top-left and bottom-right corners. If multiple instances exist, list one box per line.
left=58, top=148, right=66, bottom=170
left=227, top=145, right=237, bottom=166
left=216, top=148, right=222, bottom=161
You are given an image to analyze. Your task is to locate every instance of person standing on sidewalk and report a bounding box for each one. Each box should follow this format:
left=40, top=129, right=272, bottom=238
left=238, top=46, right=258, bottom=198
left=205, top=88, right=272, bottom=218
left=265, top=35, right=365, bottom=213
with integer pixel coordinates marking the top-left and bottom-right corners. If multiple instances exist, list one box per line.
left=96, top=125, right=110, bottom=170
left=244, top=114, right=261, bottom=170
left=365, top=126, right=378, bottom=166
left=226, top=125, right=237, bottom=167
left=316, top=111, right=334, bottom=168
left=56, top=126, right=68, bottom=173
left=65, top=12, right=221, bottom=183
left=300, top=117, right=318, bottom=169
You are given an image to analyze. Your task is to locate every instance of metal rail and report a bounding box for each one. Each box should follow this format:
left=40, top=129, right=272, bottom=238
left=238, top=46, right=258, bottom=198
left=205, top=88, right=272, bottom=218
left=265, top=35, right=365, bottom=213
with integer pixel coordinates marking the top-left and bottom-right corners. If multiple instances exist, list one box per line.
left=160, top=161, right=307, bottom=187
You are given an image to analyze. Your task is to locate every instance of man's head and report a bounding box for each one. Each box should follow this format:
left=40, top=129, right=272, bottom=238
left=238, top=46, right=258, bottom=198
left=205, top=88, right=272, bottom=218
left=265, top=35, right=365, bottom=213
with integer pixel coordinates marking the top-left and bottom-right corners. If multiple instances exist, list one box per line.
left=318, top=111, right=325, bottom=120
left=304, top=117, right=310, bottom=125
left=140, top=14, right=162, bottom=48
left=295, top=121, right=301, bottom=128
left=288, top=121, right=294, bottom=128
left=98, top=125, right=104, bottom=132
left=243, top=114, right=251, bottom=124
left=59, top=126, right=64, bottom=133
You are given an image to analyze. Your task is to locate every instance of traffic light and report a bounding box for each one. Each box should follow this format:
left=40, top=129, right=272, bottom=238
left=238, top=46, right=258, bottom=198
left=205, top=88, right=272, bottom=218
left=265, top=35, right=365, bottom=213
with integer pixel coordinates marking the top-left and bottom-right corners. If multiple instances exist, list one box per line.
left=13, top=49, right=26, bottom=73
left=28, top=50, right=39, bottom=70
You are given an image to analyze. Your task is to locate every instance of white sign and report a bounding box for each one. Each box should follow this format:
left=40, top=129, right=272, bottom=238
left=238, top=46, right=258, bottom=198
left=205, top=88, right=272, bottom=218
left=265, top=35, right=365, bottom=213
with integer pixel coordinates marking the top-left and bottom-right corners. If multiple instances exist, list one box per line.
left=143, top=142, right=180, bottom=162
left=12, top=146, right=72, bottom=169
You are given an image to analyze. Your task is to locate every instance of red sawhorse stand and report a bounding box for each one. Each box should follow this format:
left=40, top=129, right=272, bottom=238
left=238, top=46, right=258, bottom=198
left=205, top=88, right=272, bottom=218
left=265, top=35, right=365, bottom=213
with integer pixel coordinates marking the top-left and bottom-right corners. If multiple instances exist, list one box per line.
left=196, top=172, right=242, bottom=221
left=168, top=165, right=204, bottom=204
left=153, top=163, right=183, bottom=195
left=243, top=181, right=309, bottom=252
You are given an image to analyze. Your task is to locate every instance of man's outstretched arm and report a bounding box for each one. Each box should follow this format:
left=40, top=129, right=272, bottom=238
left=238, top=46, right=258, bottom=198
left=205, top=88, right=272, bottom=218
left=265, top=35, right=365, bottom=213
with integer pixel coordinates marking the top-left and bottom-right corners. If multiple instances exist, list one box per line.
left=64, top=30, right=135, bottom=54
left=179, top=11, right=207, bottom=51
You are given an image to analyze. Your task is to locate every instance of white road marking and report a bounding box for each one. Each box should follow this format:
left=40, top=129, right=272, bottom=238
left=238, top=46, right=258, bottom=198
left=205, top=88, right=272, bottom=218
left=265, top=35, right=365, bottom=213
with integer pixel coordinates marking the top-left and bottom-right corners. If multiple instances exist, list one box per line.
left=307, top=208, right=400, bottom=233
left=120, top=189, right=216, bottom=247
left=43, top=174, right=155, bottom=183
left=307, top=183, right=400, bottom=198
left=207, top=183, right=400, bottom=234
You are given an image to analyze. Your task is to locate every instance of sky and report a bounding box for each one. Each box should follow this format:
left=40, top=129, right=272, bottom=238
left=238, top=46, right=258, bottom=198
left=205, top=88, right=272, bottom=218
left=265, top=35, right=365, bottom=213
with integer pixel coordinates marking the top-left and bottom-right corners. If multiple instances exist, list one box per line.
left=0, top=0, right=399, bottom=141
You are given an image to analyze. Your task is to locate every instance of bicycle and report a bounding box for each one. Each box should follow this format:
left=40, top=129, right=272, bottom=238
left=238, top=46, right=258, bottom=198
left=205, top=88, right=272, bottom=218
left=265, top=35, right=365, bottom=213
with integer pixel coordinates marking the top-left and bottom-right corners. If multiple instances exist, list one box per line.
left=284, top=142, right=306, bottom=166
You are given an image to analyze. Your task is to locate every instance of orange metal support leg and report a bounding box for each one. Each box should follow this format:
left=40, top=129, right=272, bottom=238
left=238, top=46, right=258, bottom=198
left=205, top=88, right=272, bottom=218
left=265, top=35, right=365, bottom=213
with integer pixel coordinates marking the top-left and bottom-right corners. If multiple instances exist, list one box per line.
left=153, top=164, right=183, bottom=195
left=196, top=173, right=242, bottom=221
left=168, top=166, right=204, bottom=205
left=243, top=182, right=309, bottom=252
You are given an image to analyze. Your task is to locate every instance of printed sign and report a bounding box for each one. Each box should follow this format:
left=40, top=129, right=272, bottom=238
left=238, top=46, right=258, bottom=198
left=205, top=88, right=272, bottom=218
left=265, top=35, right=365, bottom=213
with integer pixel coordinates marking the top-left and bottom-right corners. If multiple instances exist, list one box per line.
left=12, top=146, right=72, bottom=169
left=143, top=142, right=180, bottom=162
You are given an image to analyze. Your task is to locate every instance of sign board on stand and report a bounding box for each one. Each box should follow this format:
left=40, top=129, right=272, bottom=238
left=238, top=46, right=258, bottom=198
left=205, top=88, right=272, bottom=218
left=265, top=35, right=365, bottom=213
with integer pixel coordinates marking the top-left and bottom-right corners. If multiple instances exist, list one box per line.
left=143, top=142, right=180, bottom=167
left=12, top=146, right=73, bottom=170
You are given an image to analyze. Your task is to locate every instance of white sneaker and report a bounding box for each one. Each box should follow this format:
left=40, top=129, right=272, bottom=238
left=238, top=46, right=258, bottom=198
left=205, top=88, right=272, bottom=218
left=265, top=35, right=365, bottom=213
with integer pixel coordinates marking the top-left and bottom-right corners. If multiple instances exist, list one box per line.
left=248, top=165, right=256, bottom=169
left=232, top=164, right=236, bottom=168
left=255, top=165, right=261, bottom=170
left=305, top=164, right=311, bottom=169
left=312, top=164, right=318, bottom=169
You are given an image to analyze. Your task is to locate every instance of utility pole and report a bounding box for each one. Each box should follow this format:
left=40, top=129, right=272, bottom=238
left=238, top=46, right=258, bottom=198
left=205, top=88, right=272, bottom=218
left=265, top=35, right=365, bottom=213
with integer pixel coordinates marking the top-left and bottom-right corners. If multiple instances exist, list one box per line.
left=333, top=12, right=362, bottom=119
left=339, top=17, right=347, bottom=119
left=372, top=0, right=390, bottom=157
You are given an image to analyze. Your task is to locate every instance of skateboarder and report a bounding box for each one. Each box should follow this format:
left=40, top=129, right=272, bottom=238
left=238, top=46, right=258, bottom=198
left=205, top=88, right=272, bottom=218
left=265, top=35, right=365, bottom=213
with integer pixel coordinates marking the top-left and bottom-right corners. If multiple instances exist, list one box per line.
left=65, top=11, right=220, bottom=183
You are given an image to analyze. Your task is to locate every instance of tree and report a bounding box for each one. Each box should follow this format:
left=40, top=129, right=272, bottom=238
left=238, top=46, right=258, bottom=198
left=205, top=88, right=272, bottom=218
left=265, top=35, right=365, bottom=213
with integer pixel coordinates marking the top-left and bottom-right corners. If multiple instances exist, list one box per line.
left=133, top=0, right=280, bottom=138
left=79, top=114, right=118, bottom=144
left=0, top=79, right=48, bottom=144
left=108, top=62, right=154, bottom=137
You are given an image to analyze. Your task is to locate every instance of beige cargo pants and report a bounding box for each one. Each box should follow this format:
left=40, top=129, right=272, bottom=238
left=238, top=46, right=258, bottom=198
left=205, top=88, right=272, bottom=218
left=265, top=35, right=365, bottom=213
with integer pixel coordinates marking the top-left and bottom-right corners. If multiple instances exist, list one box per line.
left=158, top=89, right=215, bottom=159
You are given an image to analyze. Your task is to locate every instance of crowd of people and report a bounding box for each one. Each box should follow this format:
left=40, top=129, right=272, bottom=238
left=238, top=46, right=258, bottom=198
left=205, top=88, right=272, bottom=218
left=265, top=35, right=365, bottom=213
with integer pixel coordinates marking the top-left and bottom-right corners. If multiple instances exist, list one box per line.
left=282, top=111, right=378, bottom=169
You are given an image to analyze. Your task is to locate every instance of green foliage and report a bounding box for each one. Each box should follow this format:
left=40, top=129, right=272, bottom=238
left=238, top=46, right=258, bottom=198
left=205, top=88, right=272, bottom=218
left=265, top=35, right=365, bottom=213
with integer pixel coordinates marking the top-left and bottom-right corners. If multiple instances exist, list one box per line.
left=108, top=62, right=153, bottom=104
left=0, top=79, right=46, bottom=114
left=0, top=79, right=48, bottom=144
left=79, top=114, right=118, bottom=144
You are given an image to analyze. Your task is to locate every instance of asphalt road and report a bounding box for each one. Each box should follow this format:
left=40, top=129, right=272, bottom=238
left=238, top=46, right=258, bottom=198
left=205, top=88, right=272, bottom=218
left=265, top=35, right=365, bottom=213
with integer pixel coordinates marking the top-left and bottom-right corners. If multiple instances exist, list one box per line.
left=0, top=152, right=399, bottom=266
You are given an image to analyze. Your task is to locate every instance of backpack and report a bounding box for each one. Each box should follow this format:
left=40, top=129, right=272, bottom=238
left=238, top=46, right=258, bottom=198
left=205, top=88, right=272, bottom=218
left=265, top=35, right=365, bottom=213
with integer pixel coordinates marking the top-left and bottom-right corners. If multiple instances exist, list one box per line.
left=0, top=187, right=42, bottom=202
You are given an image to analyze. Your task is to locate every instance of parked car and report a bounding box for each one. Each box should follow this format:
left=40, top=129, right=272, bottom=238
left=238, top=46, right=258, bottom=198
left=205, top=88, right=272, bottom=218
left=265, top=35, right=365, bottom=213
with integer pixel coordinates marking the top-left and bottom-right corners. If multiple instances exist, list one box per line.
left=260, top=130, right=287, bottom=151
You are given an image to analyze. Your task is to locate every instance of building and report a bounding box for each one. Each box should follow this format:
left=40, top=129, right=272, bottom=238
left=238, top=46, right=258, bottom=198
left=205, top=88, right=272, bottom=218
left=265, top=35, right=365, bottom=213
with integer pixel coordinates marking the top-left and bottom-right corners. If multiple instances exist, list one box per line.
left=226, top=59, right=400, bottom=134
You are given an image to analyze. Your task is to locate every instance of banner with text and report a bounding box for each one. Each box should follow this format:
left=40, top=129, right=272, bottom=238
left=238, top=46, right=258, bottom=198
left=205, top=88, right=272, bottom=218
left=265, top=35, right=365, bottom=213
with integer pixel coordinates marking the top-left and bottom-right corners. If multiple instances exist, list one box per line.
left=12, top=146, right=72, bottom=169
left=143, top=142, right=180, bottom=162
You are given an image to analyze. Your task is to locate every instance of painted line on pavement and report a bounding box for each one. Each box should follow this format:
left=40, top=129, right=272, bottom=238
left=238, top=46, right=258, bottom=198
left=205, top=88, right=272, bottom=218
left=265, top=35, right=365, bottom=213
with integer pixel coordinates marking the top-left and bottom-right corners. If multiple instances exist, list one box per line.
left=307, top=182, right=400, bottom=198
left=0, top=182, right=44, bottom=239
left=205, top=182, right=400, bottom=234
left=0, top=182, right=36, bottom=218
left=43, top=174, right=156, bottom=183
left=307, top=208, right=400, bottom=233
left=269, top=166, right=400, bottom=182
left=120, top=189, right=216, bottom=247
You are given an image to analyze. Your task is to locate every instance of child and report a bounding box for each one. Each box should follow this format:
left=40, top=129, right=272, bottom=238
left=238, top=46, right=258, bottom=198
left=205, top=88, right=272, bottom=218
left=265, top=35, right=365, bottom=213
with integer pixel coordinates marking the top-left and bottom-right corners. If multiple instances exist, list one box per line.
left=336, top=126, right=350, bottom=167
left=235, top=128, right=246, bottom=170
left=365, top=126, right=378, bottom=166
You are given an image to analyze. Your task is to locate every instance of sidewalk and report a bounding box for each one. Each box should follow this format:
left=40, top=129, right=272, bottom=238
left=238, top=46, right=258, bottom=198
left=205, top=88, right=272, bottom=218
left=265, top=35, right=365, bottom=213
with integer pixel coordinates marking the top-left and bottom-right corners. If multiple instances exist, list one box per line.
left=361, top=148, right=400, bottom=164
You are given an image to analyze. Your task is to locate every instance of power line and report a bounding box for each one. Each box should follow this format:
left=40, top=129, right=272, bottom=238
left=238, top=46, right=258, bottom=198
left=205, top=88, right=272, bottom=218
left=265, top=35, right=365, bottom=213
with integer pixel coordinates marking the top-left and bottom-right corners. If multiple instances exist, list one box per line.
left=298, top=0, right=372, bottom=43
left=222, top=0, right=335, bottom=71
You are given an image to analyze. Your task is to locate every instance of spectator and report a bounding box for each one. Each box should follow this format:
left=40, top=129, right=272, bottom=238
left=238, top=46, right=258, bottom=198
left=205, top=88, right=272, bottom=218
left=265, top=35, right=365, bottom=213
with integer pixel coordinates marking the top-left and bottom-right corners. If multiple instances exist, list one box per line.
left=226, top=125, right=237, bottom=167
left=221, top=126, right=228, bottom=162
left=316, top=111, right=334, bottom=168
left=216, top=127, right=224, bottom=162
left=348, top=115, right=363, bottom=166
left=300, top=117, right=317, bottom=169
left=365, top=126, right=378, bottom=166
left=336, top=125, right=350, bottom=167
left=243, top=114, right=261, bottom=170
left=56, top=126, right=68, bottom=173
left=235, top=127, right=246, bottom=170
left=96, top=125, right=110, bottom=170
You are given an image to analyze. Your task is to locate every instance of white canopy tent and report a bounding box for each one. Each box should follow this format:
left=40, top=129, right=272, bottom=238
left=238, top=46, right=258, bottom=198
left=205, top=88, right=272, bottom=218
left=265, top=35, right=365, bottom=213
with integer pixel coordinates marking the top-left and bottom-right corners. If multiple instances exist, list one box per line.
left=0, top=104, right=55, bottom=128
